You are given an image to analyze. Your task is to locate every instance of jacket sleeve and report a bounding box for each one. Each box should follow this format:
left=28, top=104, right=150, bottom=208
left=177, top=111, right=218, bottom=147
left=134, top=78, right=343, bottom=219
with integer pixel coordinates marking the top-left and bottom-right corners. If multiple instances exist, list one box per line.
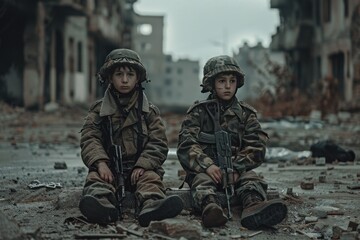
left=233, top=111, right=268, bottom=173
left=134, top=106, right=169, bottom=170
left=80, top=104, right=110, bottom=168
left=177, top=106, right=215, bottom=173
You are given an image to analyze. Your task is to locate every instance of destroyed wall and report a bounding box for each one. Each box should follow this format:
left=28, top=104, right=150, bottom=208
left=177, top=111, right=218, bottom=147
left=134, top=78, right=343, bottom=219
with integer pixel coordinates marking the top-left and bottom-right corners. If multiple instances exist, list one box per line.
left=62, top=16, right=88, bottom=104
left=312, top=0, right=355, bottom=103
left=85, top=0, right=137, bottom=99
left=133, top=14, right=165, bottom=106
left=270, top=0, right=360, bottom=111
left=0, top=0, right=138, bottom=109
left=233, top=41, right=286, bottom=101
left=23, top=2, right=45, bottom=109
left=0, top=1, right=27, bottom=106
left=351, top=4, right=360, bottom=106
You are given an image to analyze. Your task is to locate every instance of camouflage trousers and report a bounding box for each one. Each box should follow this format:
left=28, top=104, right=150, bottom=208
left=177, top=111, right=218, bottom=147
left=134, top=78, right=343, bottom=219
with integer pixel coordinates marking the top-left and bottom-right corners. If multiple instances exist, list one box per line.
left=189, top=170, right=268, bottom=211
left=82, top=170, right=167, bottom=207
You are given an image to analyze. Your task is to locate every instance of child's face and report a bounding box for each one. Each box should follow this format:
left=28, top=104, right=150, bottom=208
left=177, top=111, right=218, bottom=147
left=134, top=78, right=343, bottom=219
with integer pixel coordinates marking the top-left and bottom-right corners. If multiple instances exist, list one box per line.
left=214, top=73, right=237, bottom=101
left=111, top=66, right=138, bottom=94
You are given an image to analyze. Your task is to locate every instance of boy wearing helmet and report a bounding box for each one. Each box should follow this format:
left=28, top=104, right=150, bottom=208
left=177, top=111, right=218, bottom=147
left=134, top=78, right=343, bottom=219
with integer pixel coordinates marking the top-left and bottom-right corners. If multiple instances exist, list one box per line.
left=79, top=49, right=183, bottom=227
left=177, top=55, right=287, bottom=229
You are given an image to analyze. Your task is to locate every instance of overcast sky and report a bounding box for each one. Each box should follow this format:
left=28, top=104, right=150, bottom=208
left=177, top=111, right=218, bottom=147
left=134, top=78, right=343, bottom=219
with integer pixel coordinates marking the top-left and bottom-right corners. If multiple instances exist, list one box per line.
left=134, top=0, right=280, bottom=67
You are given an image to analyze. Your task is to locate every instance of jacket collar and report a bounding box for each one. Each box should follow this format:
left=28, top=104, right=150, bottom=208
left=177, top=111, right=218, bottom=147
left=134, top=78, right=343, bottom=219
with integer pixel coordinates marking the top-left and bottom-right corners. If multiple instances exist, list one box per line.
left=99, top=87, right=150, bottom=117
left=222, top=97, right=245, bottom=122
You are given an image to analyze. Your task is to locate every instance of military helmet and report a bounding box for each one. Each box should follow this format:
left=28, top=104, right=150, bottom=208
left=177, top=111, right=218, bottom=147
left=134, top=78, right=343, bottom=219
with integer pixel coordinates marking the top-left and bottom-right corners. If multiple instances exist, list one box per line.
left=201, top=55, right=244, bottom=93
left=98, top=48, right=148, bottom=84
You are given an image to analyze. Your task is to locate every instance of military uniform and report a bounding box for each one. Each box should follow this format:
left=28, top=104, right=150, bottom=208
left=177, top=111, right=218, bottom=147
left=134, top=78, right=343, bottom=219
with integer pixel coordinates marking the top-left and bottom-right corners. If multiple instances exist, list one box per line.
left=79, top=49, right=183, bottom=227
left=177, top=55, right=287, bottom=229
left=177, top=97, right=268, bottom=208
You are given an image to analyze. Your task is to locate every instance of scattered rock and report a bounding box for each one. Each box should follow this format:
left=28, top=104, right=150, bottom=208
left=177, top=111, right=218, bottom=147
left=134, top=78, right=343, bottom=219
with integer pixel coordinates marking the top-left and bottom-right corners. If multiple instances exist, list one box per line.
left=332, top=226, right=344, bottom=239
left=301, top=181, right=314, bottom=190
left=44, top=102, right=59, bottom=112
left=347, top=183, right=360, bottom=190
left=305, top=216, right=318, bottom=223
left=315, top=157, right=326, bottom=166
left=0, top=210, right=25, bottom=240
left=148, top=219, right=202, bottom=240
left=319, top=175, right=326, bottom=183
left=267, top=189, right=280, bottom=200
left=347, top=220, right=359, bottom=231
left=54, top=162, right=67, bottom=170
left=312, top=208, right=327, bottom=219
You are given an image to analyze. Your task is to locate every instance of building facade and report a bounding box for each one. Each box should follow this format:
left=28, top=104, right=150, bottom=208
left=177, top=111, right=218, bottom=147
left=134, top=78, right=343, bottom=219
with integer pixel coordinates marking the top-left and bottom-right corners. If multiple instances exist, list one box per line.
left=162, top=55, right=201, bottom=110
left=0, top=0, right=136, bottom=109
left=133, top=14, right=165, bottom=104
left=133, top=13, right=201, bottom=111
left=270, top=0, right=360, bottom=105
left=233, top=41, right=285, bottom=101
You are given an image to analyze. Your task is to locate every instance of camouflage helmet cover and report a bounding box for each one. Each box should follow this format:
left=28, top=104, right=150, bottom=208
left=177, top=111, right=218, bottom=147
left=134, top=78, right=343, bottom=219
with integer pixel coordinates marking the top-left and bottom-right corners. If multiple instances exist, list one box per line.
left=98, top=48, right=148, bottom=84
left=201, top=55, right=244, bottom=93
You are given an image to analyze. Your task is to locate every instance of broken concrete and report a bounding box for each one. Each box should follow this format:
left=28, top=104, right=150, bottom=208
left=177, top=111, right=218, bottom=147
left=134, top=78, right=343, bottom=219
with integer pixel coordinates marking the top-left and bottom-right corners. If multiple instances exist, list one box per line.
left=148, top=219, right=202, bottom=240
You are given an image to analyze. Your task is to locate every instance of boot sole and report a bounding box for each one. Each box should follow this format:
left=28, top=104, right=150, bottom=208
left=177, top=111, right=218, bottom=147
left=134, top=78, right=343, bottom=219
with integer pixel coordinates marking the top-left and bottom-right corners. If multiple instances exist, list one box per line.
left=202, top=204, right=228, bottom=228
left=138, top=195, right=184, bottom=227
left=241, top=200, right=287, bottom=230
left=79, top=195, right=119, bottom=224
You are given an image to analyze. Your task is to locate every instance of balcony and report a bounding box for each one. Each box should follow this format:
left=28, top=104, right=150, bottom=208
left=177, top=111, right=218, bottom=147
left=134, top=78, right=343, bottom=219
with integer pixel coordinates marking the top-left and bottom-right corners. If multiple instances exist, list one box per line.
left=45, top=0, right=87, bottom=16
left=270, top=0, right=289, bottom=9
left=270, top=30, right=284, bottom=51
left=88, top=15, right=122, bottom=45
left=270, top=22, right=314, bottom=51
left=296, top=23, right=314, bottom=48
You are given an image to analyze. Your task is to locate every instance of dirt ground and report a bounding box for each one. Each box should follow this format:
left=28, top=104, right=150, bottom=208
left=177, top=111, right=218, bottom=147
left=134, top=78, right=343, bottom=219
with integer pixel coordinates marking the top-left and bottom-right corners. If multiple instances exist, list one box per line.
left=0, top=103, right=360, bottom=239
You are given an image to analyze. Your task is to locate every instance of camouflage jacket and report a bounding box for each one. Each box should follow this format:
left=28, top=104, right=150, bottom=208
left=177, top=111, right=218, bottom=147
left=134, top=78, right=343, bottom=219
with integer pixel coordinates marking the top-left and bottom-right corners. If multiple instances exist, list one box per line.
left=177, top=97, right=268, bottom=178
left=80, top=88, right=168, bottom=177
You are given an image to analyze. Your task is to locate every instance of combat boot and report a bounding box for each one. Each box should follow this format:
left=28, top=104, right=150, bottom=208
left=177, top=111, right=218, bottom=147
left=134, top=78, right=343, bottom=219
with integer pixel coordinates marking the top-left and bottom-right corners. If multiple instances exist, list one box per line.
left=79, top=195, right=118, bottom=224
left=240, top=191, right=287, bottom=230
left=138, top=195, right=184, bottom=227
left=201, top=195, right=228, bottom=228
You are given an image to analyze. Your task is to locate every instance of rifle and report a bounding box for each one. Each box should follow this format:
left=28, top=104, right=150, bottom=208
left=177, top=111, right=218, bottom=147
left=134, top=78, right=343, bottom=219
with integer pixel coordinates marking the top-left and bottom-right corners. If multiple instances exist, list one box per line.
left=108, top=117, right=126, bottom=219
left=205, top=100, right=234, bottom=219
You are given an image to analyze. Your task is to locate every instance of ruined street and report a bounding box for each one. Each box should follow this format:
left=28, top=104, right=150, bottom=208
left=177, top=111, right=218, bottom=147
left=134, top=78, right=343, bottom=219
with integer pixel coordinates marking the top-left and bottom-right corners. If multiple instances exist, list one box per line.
left=0, top=103, right=360, bottom=240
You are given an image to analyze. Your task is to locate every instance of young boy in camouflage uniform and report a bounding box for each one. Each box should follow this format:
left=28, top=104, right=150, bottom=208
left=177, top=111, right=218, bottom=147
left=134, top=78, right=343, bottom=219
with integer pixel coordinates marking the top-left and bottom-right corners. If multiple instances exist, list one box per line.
left=79, top=48, right=183, bottom=227
left=177, top=55, right=287, bottom=229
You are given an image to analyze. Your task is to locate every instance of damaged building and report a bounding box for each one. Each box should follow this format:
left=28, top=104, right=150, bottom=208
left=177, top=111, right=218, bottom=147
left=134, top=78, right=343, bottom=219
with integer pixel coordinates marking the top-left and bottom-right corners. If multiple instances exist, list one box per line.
left=0, top=0, right=137, bottom=109
left=270, top=0, right=360, bottom=109
left=133, top=13, right=201, bottom=112
left=233, top=41, right=285, bottom=101
left=0, top=0, right=201, bottom=111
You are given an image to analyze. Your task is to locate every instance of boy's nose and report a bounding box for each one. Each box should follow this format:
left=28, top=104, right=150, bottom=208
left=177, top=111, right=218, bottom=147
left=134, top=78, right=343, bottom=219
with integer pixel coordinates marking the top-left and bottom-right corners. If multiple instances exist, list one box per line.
left=122, top=76, right=129, bottom=82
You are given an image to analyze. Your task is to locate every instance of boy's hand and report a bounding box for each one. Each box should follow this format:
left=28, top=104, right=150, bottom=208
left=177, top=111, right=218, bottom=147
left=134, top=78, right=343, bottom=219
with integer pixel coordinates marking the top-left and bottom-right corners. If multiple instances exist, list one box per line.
left=206, top=165, right=222, bottom=184
left=131, top=167, right=145, bottom=185
left=97, top=161, right=114, bottom=183
left=232, top=172, right=240, bottom=183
